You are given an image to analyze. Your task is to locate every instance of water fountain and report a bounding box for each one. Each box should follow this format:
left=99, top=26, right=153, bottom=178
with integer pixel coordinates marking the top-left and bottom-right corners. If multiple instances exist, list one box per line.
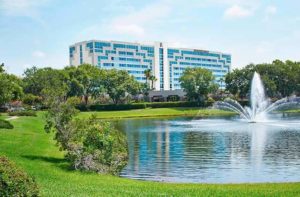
left=214, top=72, right=300, bottom=122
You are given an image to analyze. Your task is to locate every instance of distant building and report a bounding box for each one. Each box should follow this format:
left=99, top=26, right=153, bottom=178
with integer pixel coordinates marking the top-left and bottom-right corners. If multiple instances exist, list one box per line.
left=69, top=40, right=231, bottom=91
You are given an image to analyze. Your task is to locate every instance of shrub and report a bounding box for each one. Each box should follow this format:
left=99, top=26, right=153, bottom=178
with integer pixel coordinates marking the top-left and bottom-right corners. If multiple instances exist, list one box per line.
left=166, top=95, right=180, bottom=102
left=207, top=97, right=215, bottom=103
left=76, top=101, right=216, bottom=112
left=45, top=102, right=128, bottom=175
left=0, top=156, right=39, bottom=196
left=8, top=111, right=37, bottom=117
left=66, top=97, right=81, bottom=106
left=238, top=100, right=249, bottom=106
left=0, top=120, right=13, bottom=129
left=66, top=119, right=128, bottom=175
left=89, top=103, right=146, bottom=111
left=145, top=101, right=198, bottom=108
left=79, top=102, right=197, bottom=111
left=76, top=104, right=89, bottom=111
left=22, top=94, right=42, bottom=106
left=0, top=107, right=8, bottom=113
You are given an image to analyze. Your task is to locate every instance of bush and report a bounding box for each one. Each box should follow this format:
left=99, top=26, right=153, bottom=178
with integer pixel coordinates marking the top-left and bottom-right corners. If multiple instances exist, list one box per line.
left=75, top=100, right=217, bottom=112
left=145, top=101, right=198, bottom=108
left=167, top=95, right=180, bottom=102
left=0, top=107, right=8, bottom=113
left=238, top=100, right=249, bottom=106
left=66, top=119, right=128, bottom=175
left=22, top=94, right=42, bottom=106
left=79, top=101, right=215, bottom=111
left=0, top=120, right=13, bottom=129
left=45, top=102, right=128, bottom=175
left=207, top=97, right=215, bottom=103
left=81, top=103, right=147, bottom=111
left=0, top=156, right=39, bottom=196
left=8, top=111, right=37, bottom=117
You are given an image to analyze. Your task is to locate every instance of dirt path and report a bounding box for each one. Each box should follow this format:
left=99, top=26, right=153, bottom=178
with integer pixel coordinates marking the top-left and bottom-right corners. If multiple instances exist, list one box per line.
left=5, top=116, right=19, bottom=121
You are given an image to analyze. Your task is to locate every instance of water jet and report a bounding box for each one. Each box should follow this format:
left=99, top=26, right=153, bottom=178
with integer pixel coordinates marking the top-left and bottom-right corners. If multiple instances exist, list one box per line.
left=214, top=72, right=300, bottom=122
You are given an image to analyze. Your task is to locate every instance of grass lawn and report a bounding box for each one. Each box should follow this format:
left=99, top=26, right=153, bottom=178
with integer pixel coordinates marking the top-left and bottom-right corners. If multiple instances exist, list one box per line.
left=283, top=109, right=300, bottom=113
left=0, top=112, right=300, bottom=196
left=78, top=107, right=236, bottom=119
left=0, top=113, right=8, bottom=120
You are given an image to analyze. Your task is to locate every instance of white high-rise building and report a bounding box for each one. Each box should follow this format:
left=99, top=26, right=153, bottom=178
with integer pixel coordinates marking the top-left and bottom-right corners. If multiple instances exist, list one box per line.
left=70, top=40, right=231, bottom=90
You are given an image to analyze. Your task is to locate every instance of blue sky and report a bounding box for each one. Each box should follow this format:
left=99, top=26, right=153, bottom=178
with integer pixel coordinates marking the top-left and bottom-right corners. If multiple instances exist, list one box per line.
left=1, top=0, right=300, bottom=75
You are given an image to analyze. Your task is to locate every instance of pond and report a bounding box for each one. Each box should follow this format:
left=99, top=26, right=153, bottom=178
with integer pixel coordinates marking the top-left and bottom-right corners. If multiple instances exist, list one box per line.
left=114, top=113, right=300, bottom=183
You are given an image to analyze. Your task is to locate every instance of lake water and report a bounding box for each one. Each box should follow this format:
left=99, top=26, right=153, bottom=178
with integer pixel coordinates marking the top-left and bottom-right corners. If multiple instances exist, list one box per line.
left=115, top=113, right=300, bottom=183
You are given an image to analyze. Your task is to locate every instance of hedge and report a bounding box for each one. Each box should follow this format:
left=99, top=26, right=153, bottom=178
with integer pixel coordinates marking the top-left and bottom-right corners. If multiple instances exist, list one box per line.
left=77, top=101, right=215, bottom=111
left=8, top=111, right=37, bottom=117
left=0, top=120, right=13, bottom=129
left=0, top=156, right=39, bottom=196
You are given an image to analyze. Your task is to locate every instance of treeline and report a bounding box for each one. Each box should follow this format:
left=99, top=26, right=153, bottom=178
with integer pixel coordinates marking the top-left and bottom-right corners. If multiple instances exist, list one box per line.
left=0, top=63, right=144, bottom=108
left=225, top=60, right=300, bottom=98
left=1, top=63, right=219, bottom=108
left=1, top=59, right=300, bottom=108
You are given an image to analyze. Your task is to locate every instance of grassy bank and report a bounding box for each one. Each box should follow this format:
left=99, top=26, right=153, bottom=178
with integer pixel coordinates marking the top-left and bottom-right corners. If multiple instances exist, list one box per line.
left=283, top=109, right=300, bottom=113
left=0, top=113, right=300, bottom=196
left=78, top=107, right=236, bottom=119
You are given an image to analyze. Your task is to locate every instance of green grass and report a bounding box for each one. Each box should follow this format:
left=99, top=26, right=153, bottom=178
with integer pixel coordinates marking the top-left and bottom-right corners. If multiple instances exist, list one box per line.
left=0, top=114, right=8, bottom=120
left=78, top=107, right=236, bottom=119
left=0, top=112, right=300, bottom=196
left=283, top=109, right=300, bottom=113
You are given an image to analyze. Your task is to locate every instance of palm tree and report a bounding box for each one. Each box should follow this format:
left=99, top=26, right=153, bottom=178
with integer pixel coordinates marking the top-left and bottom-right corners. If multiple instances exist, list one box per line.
left=144, top=69, right=151, bottom=85
left=218, top=77, right=224, bottom=89
left=149, top=75, right=157, bottom=90
left=218, top=77, right=224, bottom=97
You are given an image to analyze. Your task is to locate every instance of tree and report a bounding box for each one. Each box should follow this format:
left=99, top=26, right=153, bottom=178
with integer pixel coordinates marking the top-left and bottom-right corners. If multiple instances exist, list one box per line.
left=64, top=64, right=104, bottom=105
left=143, top=69, right=151, bottom=86
left=102, top=69, right=141, bottom=104
left=149, top=75, right=157, bottom=90
left=225, top=67, right=253, bottom=98
left=225, top=60, right=300, bottom=99
left=0, top=63, right=5, bottom=73
left=22, top=66, right=40, bottom=96
left=218, top=77, right=224, bottom=89
left=179, top=67, right=218, bottom=105
left=0, top=72, right=23, bottom=106
left=22, top=67, right=69, bottom=104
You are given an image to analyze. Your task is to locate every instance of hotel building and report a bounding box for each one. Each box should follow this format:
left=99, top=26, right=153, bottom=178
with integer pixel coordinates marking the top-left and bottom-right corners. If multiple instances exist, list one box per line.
left=69, top=40, right=231, bottom=91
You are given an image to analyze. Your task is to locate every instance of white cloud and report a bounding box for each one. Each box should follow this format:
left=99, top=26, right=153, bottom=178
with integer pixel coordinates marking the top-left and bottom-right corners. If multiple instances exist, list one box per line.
left=107, top=1, right=171, bottom=37
left=77, top=1, right=172, bottom=39
left=32, top=50, right=46, bottom=58
left=224, top=5, right=253, bottom=18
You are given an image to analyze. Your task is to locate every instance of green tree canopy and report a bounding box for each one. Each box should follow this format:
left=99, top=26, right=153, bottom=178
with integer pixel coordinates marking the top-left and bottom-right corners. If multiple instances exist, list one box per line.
left=102, top=69, right=141, bottom=104
left=225, top=60, right=300, bottom=98
left=0, top=63, right=5, bottom=73
left=22, top=66, right=69, bottom=104
left=179, top=67, right=218, bottom=104
left=64, top=64, right=104, bottom=105
left=0, top=69, right=23, bottom=106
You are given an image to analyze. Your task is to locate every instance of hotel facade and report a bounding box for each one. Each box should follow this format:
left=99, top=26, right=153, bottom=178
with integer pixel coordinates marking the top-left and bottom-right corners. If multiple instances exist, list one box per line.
left=69, top=40, right=231, bottom=91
